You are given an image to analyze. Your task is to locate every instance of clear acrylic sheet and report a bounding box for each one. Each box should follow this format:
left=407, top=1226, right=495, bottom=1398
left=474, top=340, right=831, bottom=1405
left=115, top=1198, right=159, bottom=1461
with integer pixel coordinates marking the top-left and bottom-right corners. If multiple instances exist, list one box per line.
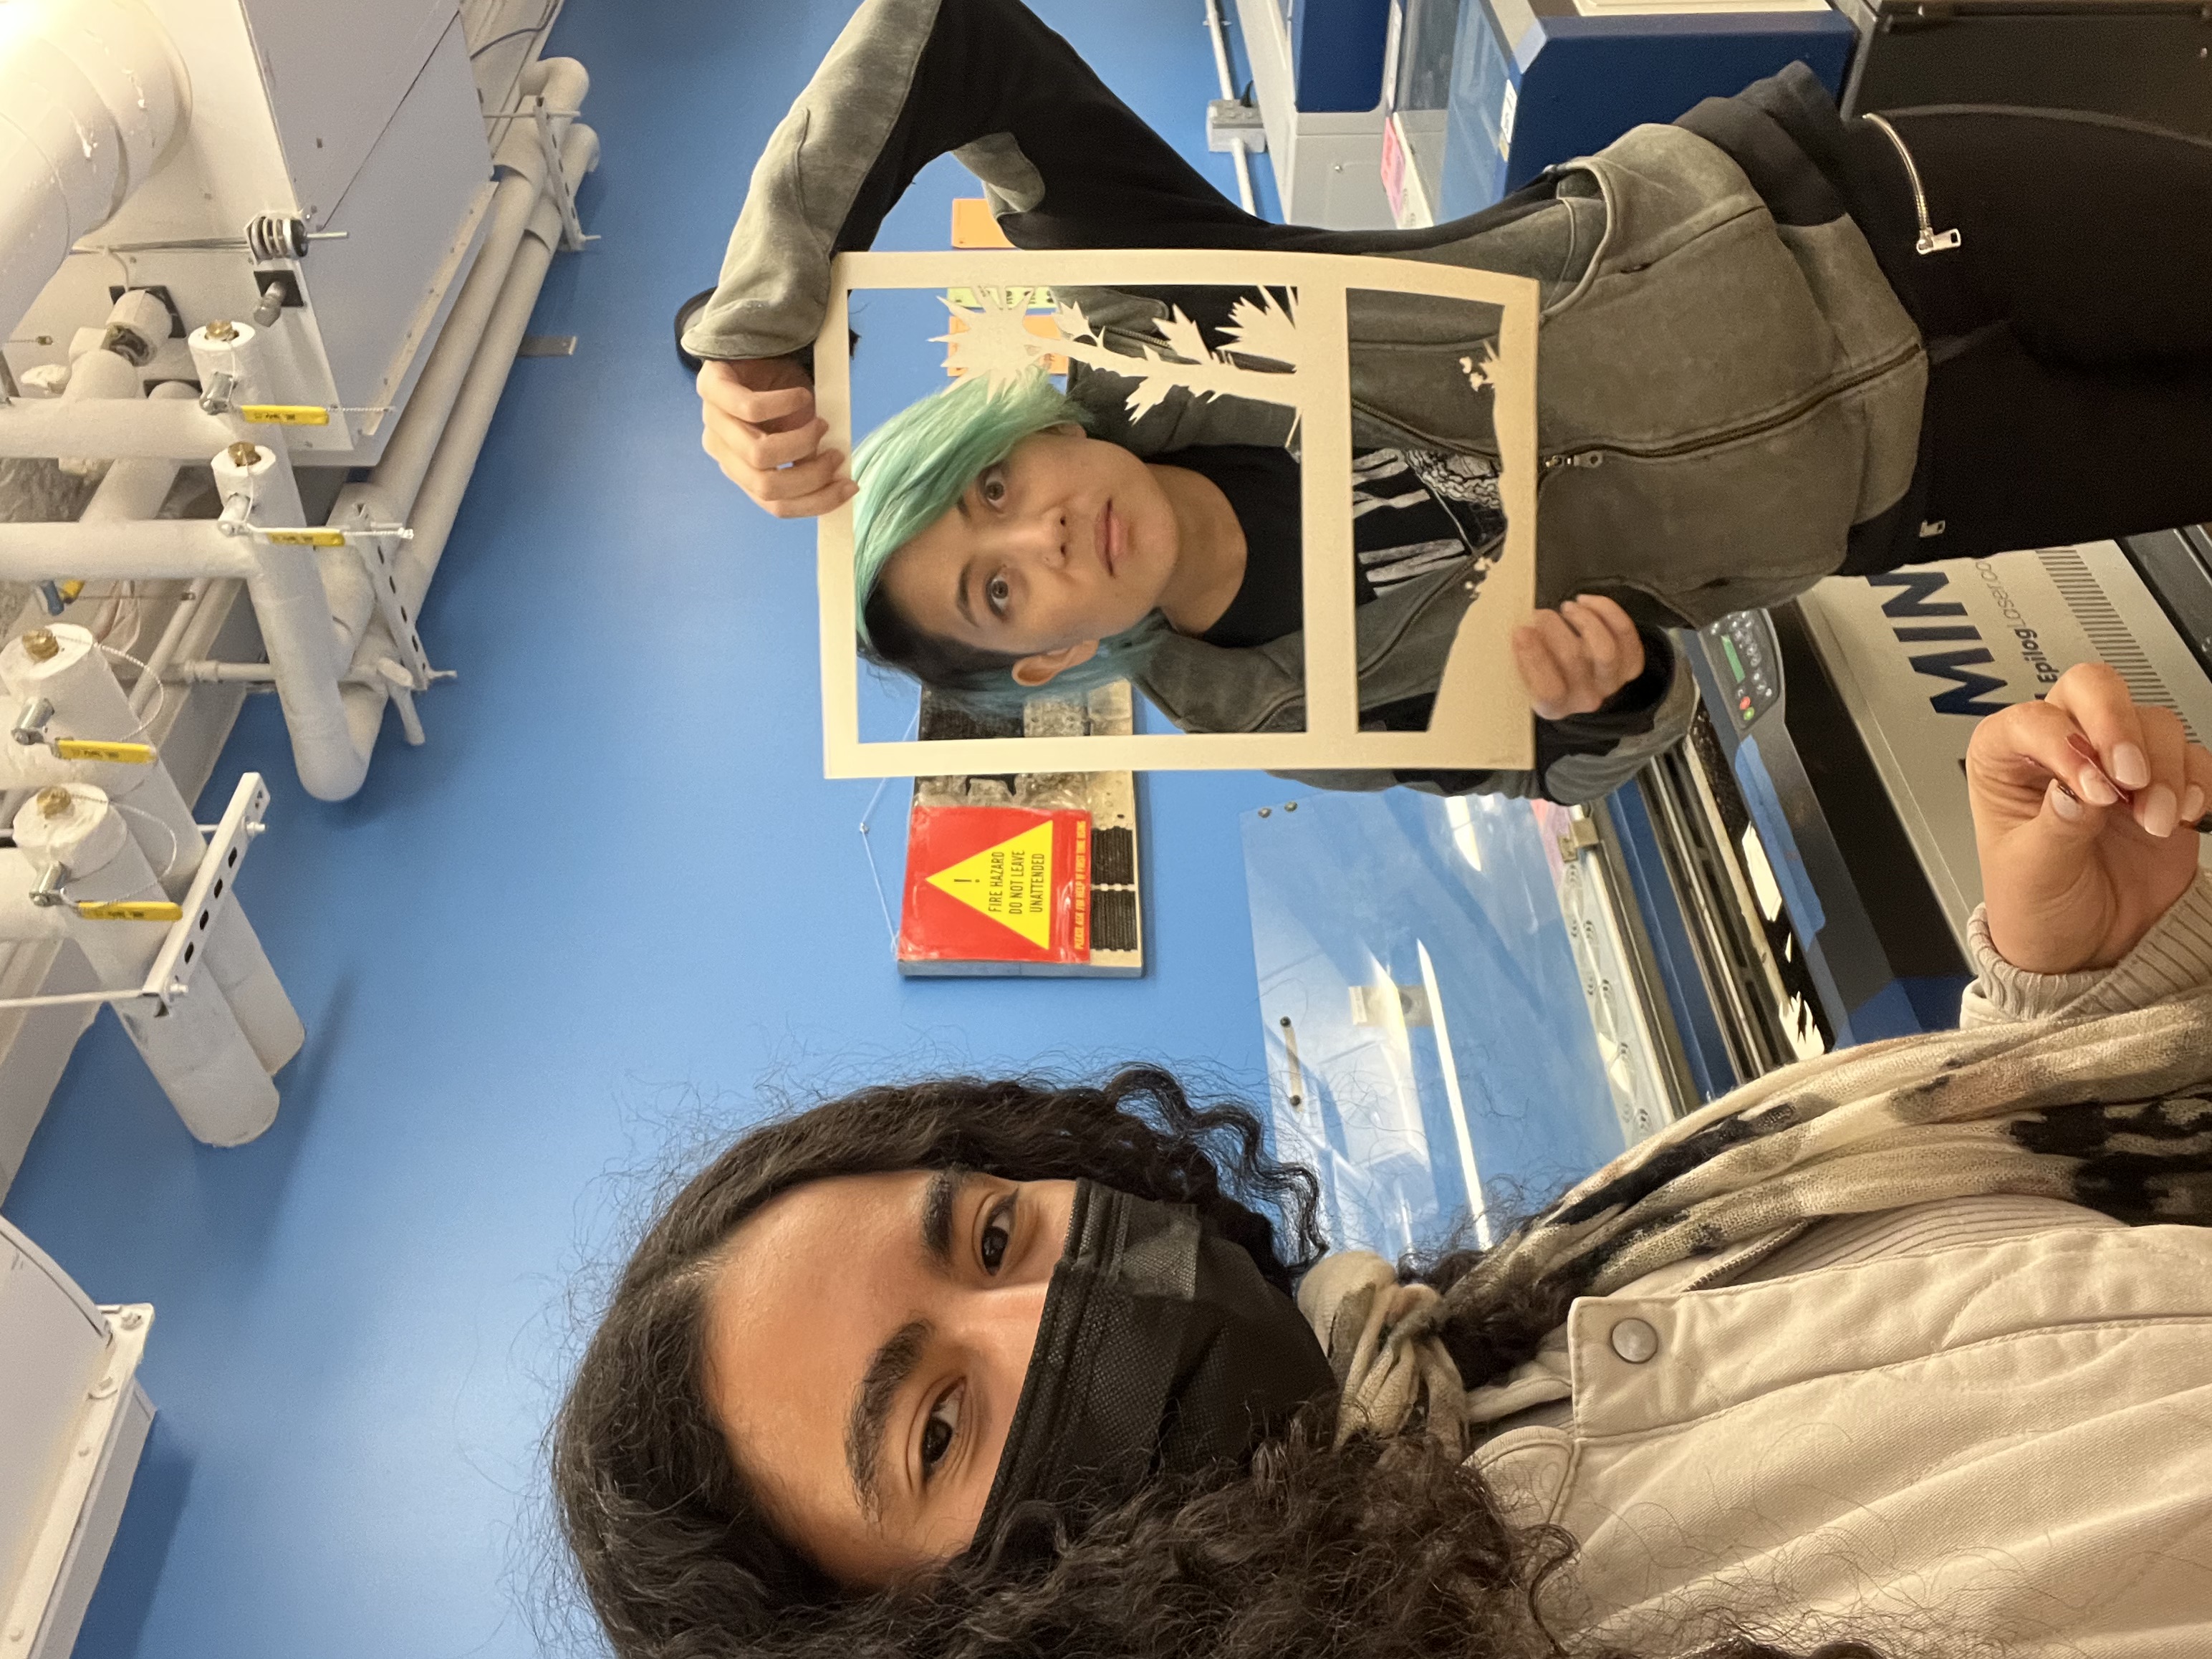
left=1243, top=789, right=1644, bottom=1259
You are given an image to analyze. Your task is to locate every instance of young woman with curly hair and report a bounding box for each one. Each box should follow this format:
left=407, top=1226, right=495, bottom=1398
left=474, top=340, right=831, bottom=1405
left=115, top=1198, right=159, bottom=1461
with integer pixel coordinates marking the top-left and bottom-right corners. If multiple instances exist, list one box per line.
left=554, top=665, right=2212, bottom=1657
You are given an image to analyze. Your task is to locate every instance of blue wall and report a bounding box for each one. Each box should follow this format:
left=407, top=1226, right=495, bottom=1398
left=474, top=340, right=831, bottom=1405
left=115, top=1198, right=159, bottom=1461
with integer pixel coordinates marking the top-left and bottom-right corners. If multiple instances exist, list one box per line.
left=0, top=3, right=1293, bottom=1655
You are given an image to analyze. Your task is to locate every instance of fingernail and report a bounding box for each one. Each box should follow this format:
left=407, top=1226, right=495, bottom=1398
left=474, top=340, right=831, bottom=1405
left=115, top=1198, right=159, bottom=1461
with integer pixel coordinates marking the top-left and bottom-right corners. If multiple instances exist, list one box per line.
left=2184, top=784, right=2206, bottom=824
left=2049, top=779, right=2082, bottom=821
left=2143, top=784, right=2179, bottom=838
left=2064, top=734, right=2126, bottom=804
left=2113, top=742, right=2151, bottom=790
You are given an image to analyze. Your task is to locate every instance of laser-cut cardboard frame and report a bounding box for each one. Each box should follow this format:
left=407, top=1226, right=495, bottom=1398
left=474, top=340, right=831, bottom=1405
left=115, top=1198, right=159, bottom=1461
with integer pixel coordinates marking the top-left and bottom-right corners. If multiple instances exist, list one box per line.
left=814, top=249, right=1539, bottom=779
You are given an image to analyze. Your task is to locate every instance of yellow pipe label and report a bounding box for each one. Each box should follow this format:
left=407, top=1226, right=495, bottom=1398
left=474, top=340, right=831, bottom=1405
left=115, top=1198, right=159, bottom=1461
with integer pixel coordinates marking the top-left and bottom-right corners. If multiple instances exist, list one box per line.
left=261, top=528, right=346, bottom=547
left=240, top=404, right=331, bottom=426
left=74, top=900, right=183, bottom=923
left=53, top=739, right=155, bottom=764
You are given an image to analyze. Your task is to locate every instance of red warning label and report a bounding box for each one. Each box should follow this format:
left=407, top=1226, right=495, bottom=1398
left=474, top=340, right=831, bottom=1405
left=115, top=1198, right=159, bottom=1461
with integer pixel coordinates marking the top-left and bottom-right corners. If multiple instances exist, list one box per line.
left=899, top=807, right=1092, bottom=966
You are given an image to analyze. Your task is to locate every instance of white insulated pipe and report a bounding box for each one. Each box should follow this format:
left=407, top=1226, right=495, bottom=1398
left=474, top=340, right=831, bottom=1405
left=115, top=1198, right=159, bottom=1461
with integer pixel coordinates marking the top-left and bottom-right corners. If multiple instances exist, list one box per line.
left=183, top=323, right=372, bottom=639
left=54, top=349, right=140, bottom=478
left=80, top=380, right=198, bottom=521
left=186, top=317, right=266, bottom=410
left=52, top=289, right=169, bottom=473
left=0, top=400, right=246, bottom=462
left=189, top=880, right=302, bottom=1077
left=0, top=307, right=251, bottom=597
left=319, top=57, right=590, bottom=661
left=211, top=442, right=362, bottom=803
left=0, top=625, right=197, bottom=877
left=11, top=787, right=277, bottom=1145
left=0, top=742, right=85, bottom=792
left=320, top=115, right=602, bottom=796
left=80, top=378, right=196, bottom=715
left=394, top=121, right=601, bottom=627
left=1, top=49, right=596, bottom=803
left=0, top=520, right=256, bottom=580
left=0, top=872, right=67, bottom=945
left=0, top=625, right=302, bottom=1075
left=0, top=0, right=186, bottom=343
left=329, top=58, right=591, bottom=548
left=131, top=576, right=231, bottom=716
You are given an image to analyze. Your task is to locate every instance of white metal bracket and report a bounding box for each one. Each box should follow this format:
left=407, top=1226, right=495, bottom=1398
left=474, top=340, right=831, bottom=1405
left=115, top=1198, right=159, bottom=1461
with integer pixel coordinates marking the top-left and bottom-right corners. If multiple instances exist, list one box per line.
left=532, top=97, right=596, bottom=251
left=352, top=530, right=439, bottom=692
left=1206, top=97, right=1267, bottom=154
left=142, top=771, right=268, bottom=1012
left=375, top=660, right=428, bottom=746
left=0, top=774, right=272, bottom=1016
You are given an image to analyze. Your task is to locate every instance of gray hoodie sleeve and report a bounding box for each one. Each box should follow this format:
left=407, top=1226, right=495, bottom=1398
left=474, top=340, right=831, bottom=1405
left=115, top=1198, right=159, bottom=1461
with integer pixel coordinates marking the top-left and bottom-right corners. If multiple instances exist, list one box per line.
left=679, top=0, right=1251, bottom=365
left=679, top=0, right=1040, bottom=363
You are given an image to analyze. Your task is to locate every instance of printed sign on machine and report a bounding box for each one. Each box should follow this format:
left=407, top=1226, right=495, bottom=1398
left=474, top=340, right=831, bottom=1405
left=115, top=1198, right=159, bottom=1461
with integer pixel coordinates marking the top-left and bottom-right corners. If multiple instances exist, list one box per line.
left=1795, top=541, right=2212, bottom=947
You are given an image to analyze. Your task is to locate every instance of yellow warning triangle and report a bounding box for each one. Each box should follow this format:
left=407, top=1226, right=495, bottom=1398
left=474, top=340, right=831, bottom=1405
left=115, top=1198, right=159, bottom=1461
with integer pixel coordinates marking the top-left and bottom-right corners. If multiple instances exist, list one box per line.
left=925, top=820, right=1057, bottom=948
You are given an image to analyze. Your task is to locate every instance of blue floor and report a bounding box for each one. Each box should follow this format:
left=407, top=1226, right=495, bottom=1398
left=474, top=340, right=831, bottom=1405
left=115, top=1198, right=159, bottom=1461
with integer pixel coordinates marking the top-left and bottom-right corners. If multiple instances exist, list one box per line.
left=0, top=5, right=1289, bottom=1655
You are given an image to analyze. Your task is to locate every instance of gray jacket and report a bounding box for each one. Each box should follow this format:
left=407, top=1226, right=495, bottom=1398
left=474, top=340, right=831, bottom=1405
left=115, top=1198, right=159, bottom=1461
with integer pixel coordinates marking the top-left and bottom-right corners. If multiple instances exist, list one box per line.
left=683, top=0, right=1925, bottom=801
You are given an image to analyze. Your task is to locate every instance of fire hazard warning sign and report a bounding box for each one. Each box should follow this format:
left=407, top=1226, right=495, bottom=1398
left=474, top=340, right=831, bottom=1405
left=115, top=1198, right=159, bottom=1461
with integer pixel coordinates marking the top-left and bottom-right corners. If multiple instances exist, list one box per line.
left=926, top=820, right=1058, bottom=948
left=900, top=807, right=1091, bottom=966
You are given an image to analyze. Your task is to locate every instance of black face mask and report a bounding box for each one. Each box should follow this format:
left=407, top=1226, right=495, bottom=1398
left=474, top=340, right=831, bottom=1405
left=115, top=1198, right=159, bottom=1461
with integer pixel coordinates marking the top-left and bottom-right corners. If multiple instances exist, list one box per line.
left=971, top=1179, right=1335, bottom=1554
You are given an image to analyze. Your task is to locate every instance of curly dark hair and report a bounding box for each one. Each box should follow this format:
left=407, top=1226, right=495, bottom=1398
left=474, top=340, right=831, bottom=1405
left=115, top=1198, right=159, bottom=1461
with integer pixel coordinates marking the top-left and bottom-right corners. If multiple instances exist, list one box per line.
left=551, top=1067, right=1887, bottom=1659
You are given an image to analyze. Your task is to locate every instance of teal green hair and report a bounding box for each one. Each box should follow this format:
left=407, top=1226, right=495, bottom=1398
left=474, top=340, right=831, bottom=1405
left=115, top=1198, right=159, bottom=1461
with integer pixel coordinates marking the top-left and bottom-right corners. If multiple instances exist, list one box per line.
left=849, top=368, right=1173, bottom=710
left=850, top=369, right=1088, bottom=649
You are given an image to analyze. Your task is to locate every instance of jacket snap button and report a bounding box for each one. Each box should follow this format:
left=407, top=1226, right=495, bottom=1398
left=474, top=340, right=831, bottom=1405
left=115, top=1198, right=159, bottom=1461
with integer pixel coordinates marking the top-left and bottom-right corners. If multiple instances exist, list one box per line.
left=1609, top=1317, right=1659, bottom=1363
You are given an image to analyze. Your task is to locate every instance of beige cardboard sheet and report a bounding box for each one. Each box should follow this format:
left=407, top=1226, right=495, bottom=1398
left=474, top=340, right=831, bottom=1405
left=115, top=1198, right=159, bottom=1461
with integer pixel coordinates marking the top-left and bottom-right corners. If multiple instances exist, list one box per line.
left=815, top=248, right=1538, bottom=779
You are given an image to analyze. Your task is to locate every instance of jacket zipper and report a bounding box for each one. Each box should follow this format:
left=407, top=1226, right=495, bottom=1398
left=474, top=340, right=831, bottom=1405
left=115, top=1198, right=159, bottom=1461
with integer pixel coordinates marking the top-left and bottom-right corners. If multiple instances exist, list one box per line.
left=1860, top=112, right=1963, bottom=256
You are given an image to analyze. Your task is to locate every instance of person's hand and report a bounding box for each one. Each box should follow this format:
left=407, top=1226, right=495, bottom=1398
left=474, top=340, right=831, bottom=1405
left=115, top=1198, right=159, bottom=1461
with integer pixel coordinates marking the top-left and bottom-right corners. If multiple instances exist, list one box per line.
left=1968, top=661, right=2211, bottom=973
left=1512, top=595, right=1647, bottom=721
left=696, top=357, right=858, bottom=519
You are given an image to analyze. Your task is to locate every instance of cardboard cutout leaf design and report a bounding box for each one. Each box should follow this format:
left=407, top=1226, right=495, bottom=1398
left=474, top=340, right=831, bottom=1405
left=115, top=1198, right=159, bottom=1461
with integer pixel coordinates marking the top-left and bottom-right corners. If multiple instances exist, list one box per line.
left=938, top=287, right=1310, bottom=423
left=935, top=293, right=1051, bottom=386
left=1153, top=307, right=1213, bottom=366
left=1220, top=290, right=1302, bottom=370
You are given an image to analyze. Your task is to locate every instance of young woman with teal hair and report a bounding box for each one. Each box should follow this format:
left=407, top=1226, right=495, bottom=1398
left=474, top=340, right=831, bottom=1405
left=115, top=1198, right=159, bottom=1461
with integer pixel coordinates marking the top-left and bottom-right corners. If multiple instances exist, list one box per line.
left=684, top=0, right=2212, bottom=801
left=848, top=370, right=1150, bottom=707
left=845, top=367, right=1567, bottom=716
